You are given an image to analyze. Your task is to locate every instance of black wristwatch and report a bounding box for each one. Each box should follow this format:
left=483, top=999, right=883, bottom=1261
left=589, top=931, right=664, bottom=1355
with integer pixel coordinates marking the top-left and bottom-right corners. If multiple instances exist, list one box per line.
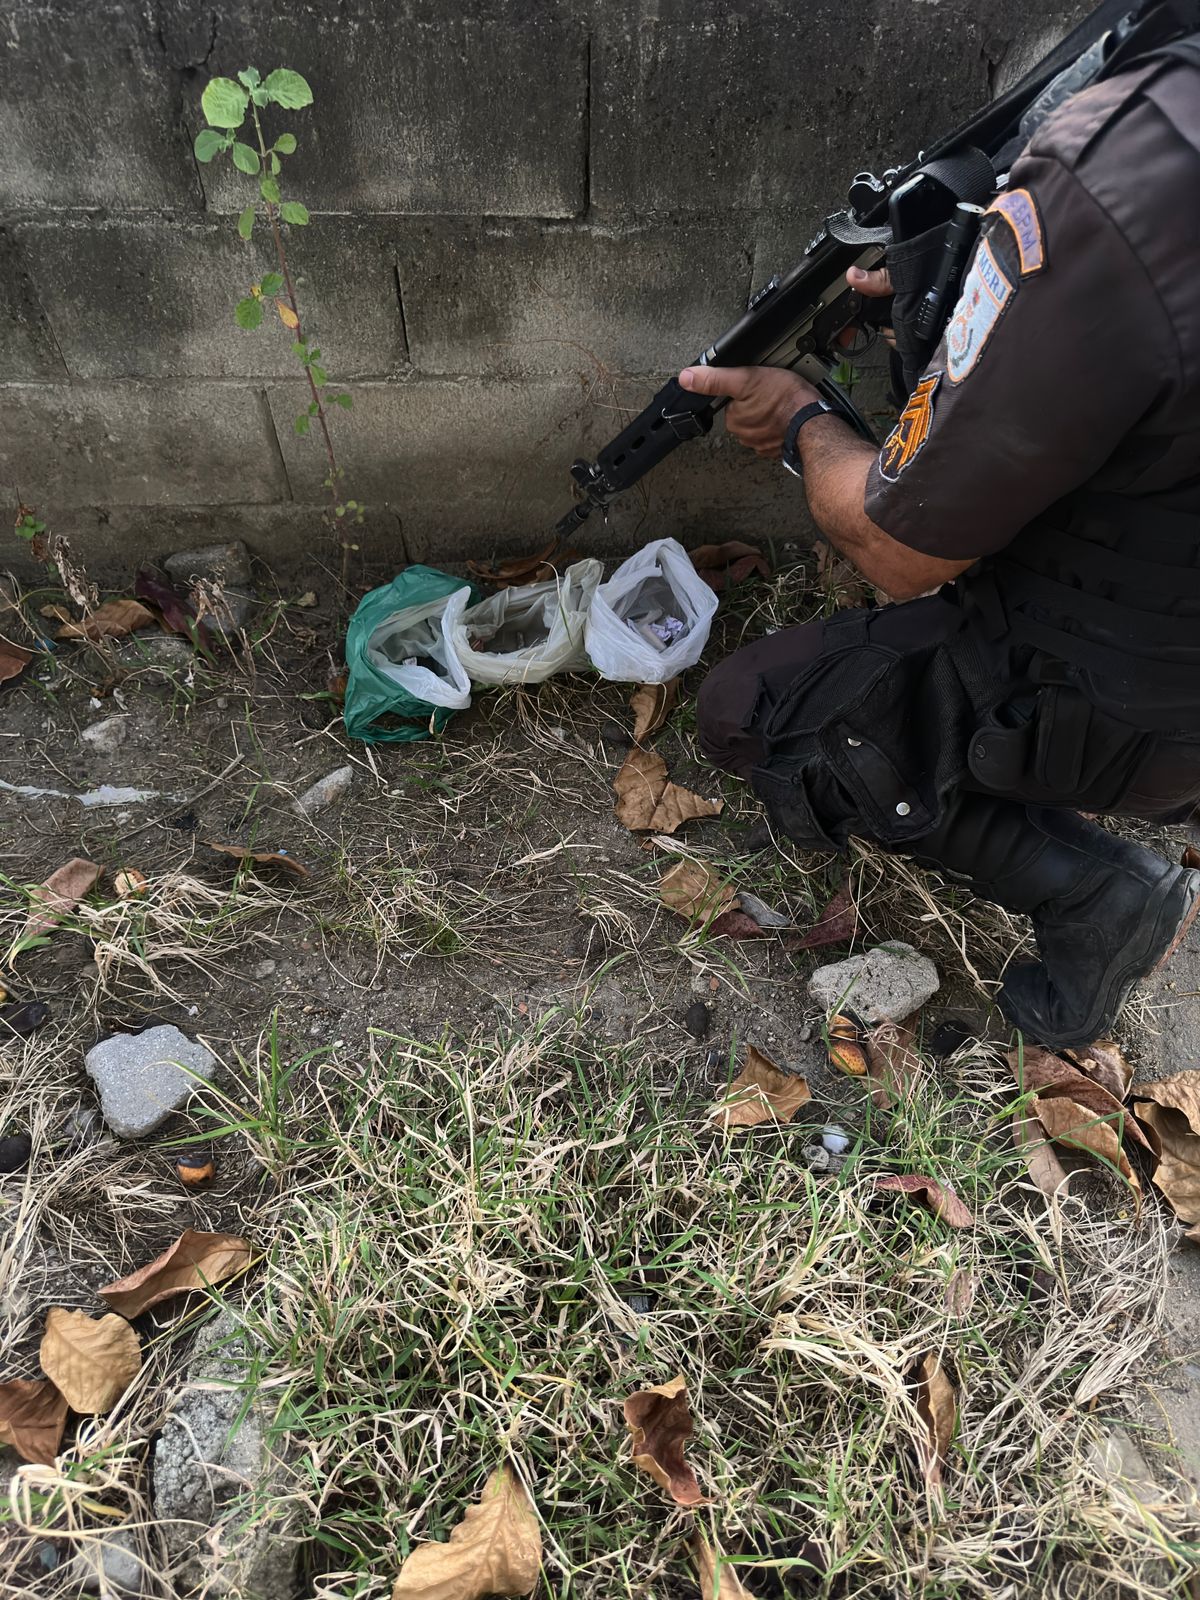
left=781, top=399, right=833, bottom=478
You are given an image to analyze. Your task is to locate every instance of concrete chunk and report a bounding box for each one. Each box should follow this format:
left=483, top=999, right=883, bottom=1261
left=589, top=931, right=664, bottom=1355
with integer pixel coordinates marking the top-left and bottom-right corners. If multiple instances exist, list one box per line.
left=809, top=943, right=941, bottom=1024
left=84, top=1025, right=217, bottom=1139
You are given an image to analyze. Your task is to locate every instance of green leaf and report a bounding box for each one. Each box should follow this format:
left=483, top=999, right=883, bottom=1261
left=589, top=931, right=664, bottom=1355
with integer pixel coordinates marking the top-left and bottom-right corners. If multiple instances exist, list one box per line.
left=251, top=86, right=269, bottom=106
left=279, top=200, right=309, bottom=226
left=293, top=414, right=311, bottom=436
left=260, top=176, right=281, bottom=204
left=235, top=296, right=264, bottom=330
left=232, top=142, right=260, bottom=175
left=263, top=69, right=314, bottom=110
left=237, top=204, right=255, bottom=241
left=274, top=132, right=297, bottom=155
left=201, top=77, right=249, bottom=130
left=237, top=67, right=261, bottom=88
left=193, top=128, right=224, bottom=163
left=308, top=401, right=319, bottom=415
left=311, top=364, right=327, bottom=386
left=270, top=151, right=281, bottom=176
left=260, top=272, right=284, bottom=295
left=291, top=340, right=307, bottom=358
left=334, top=393, right=353, bottom=410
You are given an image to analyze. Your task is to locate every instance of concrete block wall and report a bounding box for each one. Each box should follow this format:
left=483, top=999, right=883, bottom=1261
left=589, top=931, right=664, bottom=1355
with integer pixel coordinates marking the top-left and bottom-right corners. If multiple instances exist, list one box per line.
left=0, top=0, right=1079, bottom=579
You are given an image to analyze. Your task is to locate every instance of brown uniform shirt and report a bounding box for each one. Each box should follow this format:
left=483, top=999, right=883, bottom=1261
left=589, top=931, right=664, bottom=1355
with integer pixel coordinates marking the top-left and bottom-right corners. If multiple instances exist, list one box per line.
left=864, top=53, right=1200, bottom=560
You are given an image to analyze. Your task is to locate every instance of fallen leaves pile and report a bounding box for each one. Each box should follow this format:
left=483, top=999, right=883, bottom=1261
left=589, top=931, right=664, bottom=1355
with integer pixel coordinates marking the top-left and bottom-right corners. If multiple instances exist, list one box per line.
left=0, top=1228, right=251, bottom=1465
left=658, top=859, right=857, bottom=950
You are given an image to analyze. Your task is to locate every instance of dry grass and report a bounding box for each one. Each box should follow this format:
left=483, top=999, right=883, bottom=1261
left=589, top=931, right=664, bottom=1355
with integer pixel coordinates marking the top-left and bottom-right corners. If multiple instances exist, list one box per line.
left=1, top=558, right=1198, bottom=1597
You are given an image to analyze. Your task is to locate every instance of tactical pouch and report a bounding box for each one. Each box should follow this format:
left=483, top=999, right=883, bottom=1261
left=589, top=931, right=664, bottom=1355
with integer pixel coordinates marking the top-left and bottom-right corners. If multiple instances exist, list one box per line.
left=968, top=684, right=1156, bottom=811
left=885, top=222, right=950, bottom=399
left=750, top=613, right=978, bottom=851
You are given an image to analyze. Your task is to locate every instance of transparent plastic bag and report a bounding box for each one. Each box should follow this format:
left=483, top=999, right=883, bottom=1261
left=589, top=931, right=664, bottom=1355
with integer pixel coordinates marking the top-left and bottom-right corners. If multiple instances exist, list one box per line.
left=344, top=567, right=479, bottom=743
left=447, top=558, right=602, bottom=685
left=585, top=538, right=718, bottom=682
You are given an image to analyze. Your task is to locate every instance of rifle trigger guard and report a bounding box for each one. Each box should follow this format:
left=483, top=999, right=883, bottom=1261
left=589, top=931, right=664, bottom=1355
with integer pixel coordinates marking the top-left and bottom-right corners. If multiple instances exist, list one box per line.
left=660, top=405, right=712, bottom=442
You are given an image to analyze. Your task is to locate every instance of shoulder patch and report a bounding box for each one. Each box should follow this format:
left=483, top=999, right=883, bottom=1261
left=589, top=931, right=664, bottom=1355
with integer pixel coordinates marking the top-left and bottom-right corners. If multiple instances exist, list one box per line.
left=945, top=238, right=1014, bottom=385
left=989, top=187, right=1045, bottom=275
left=878, top=372, right=941, bottom=482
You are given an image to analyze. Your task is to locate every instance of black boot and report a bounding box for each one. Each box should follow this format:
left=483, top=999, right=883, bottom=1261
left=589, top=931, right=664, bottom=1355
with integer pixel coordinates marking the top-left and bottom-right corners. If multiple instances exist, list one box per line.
left=905, top=795, right=1200, bottom=1047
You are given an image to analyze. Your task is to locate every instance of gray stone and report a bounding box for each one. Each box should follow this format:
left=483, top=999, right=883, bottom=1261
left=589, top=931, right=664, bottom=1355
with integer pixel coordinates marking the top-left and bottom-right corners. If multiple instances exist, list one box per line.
left=169, top=0, right=586, bottom=217
left=399, top=217, right=750, bottom=377
left=164, top=541, right=255, bottom=635
left=81, top=715, right=129, bottom=755
left=0, top=384, right=287, bottom=508
left=295, top=766, right=354, bottom=818
left=84, top=1025, right=216, bottom=1139
left=24, top=217, right=407, bottom=380
left=808, top=942, right=941, bottom=1024
left=68, top=1528, right=146, bottom=1595
left=153, top=1309, right=298, bottom=1600
left=252, top=960, right=278, bottom=981
left=0, top=3, right=200, bottom=210
left=118, top=636, right=196, bottom=670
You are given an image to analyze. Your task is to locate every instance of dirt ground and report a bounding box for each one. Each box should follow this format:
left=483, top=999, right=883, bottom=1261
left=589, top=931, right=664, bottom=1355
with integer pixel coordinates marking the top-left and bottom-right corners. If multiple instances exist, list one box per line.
left=2, top=553, right=1200, bottom=1597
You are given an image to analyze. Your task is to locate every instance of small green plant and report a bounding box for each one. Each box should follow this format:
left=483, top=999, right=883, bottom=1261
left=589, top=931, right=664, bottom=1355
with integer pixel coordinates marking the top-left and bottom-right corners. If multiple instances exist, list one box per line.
left=194, top=67, right=364, bottom=588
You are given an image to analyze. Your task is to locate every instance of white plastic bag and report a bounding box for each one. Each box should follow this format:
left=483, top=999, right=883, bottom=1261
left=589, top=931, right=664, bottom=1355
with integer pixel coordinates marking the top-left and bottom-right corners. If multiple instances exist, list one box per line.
left=447, top=558, right=602, bottom=685
left=585, top=538, right=718, bottom=682
left=363, top=582, right=475, bottom=710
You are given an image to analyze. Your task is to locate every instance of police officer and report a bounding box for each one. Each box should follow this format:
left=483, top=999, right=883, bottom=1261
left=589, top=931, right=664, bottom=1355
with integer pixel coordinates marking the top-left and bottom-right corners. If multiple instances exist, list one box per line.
left=681, top=18, right=1200, bottom=1048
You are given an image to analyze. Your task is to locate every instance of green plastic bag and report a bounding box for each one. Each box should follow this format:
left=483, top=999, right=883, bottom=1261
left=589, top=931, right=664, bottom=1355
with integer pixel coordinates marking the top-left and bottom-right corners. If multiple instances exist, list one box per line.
left=343, top=566, right=480, bottom=744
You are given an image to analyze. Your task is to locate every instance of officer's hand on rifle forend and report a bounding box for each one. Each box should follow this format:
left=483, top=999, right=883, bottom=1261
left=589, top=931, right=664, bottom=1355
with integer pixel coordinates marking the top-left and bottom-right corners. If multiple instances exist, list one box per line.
left=678, top=364, right=821, bottom=458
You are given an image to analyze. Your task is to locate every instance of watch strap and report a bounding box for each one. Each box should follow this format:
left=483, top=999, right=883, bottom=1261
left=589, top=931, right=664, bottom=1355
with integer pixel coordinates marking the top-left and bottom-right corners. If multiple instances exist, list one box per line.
left=782, top=399, right=833, bottom=477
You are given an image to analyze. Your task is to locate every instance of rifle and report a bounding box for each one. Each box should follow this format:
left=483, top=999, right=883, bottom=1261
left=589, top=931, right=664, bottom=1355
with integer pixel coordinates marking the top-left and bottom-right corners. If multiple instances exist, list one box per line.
left=551, top=0, right=1150, bottom=544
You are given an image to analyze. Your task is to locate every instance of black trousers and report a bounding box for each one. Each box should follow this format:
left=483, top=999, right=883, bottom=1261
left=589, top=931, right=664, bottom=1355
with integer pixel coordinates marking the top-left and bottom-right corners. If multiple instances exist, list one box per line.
left=697, top=592, right=1200, bottom=841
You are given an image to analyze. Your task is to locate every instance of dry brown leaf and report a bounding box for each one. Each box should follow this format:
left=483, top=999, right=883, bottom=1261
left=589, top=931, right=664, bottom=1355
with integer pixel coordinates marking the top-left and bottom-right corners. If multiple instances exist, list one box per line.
left=790, top=885, right=858, bottom=950
left=689, top=540, right=770, bottom=593
left=1009, top=1045, right=1154, bottom=1158
left=944, top=1269, right=977, bottom=1318
left=1131, top=1075, right=1200, bottom=1223
left=1012, top=1110, right=1070, bottom=1198
left=692, top=1531, right=757, bottom=1598
left=205, top=841, right=309, bottom=879
left=865, top=1018, right=922, bottom=1109
left=0, top=1377, right=68, bottom=1464
left=708, top=908, right=770, bottom=940
left=630, top=679, right=679, bottom=743
left=910, top=1352, right=956, bottom=1490
left=613, top=750, right=721, bottom=834
left=98, top=1228, right=253, bottom=1318
left=391, top=1463, right=541, bottom=1599
left=39, top=1308, right=141, bottom=1414
left=467, top=539, right=562, bottom=588
left=709, top=1046, right=811, bottom=1129
left=659, top=862, right=736, bottom=923
left=1033, top=1094, right=1140, bottom=1201
left=1063, top=1039, right=1132, bottom=1101
left=0, top=639, right=33, bottom=686
left=873, top=1174, right=973, bottom=1228
left=24, top=857, right=102, bottom=941
left=56, top=598, right=155, bottom=641
left=276, top=299, right=300, bottom=330
left=1182, top=844, right=1200, bottom=870
left=624, top=1373, right=708, bottom=1506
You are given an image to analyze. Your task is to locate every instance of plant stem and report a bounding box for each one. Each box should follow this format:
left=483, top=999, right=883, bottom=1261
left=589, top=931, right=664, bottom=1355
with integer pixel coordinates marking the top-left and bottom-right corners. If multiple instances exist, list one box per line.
left=250, top=105, right=352, bottom=593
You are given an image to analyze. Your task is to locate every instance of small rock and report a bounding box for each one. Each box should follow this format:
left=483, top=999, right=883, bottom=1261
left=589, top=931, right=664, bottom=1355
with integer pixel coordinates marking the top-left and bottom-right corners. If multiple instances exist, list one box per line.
left=808, top=942, right=940, bottom=1024
left=154, top=1309, right=298, bottom=1600
left=68, top=1529, right=145, bottom=1595
left=599, top=720, right=631, bottom=748
left=164, top=542, right=254, bottom=635
left=252, top=959, right=277, bottom=981
left=295, top=765, right=353, bottom=818
left=801, top=1143, right=832, bottom=1173
left=736, top=890, right=790, bottom=929
left=62, top=1105, right=106, bottom=1149
left=684, top=1001, right=710, bottom=1040
left=84, top=1025, right=217, bottom=1139
left=81, top=715, right=129, bottom=754
left=121, top=635, right=194, bottom=668
left=0, top=1133, right=32, bottom=1173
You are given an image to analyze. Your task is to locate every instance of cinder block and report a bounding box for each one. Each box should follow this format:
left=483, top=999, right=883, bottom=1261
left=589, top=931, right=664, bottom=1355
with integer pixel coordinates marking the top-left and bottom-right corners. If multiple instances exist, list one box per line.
left=590, top=0, right=1060, bottom=218
left=0, top=384, right=288, bottom=507
left=162, top=0, right=586, bottom=217
left=0, top=501, right=408, bottom=586
left=399, top=217, right=752, bottom=377
left=21, top=217, right=406, bottom=380
left=0, top=2, right=200, bottom=210
left=0, top=228, right=67, bottom=380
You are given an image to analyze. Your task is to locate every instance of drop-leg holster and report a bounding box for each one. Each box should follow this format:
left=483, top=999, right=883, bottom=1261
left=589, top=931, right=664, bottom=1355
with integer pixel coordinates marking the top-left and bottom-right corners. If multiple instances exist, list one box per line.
left=904, top=794, right=1200, bottom=1047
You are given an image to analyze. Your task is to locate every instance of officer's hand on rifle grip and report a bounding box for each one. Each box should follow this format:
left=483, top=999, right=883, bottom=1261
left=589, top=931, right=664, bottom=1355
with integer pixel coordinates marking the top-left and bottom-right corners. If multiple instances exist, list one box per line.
left=843, top=264, right=897, bottom=348
left=678, top=364, right=820, bottom=458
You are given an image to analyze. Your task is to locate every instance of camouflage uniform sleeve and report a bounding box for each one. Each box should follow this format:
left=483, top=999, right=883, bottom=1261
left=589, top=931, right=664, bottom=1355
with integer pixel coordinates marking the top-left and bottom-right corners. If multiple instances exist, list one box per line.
left=863, top=151, right=1175, bottom=561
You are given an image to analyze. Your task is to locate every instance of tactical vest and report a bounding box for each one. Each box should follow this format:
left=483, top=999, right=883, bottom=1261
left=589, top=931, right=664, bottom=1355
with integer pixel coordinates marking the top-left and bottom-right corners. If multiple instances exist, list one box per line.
left=961, top=33, right=1200, bottom=736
